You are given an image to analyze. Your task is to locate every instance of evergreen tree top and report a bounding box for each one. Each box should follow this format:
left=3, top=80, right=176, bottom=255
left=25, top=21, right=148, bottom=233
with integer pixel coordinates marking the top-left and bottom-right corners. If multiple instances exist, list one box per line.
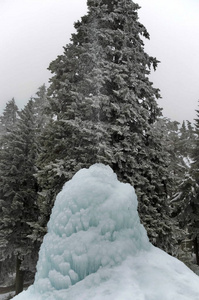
left=48, top=0, right=161, bottom=122
left=0, top=98, right=18, bottom=134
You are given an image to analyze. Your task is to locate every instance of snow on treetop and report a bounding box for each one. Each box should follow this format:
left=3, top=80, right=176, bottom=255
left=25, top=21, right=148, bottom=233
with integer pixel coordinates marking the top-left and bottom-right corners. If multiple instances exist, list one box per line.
left=13, top=164, right=199, bottom=300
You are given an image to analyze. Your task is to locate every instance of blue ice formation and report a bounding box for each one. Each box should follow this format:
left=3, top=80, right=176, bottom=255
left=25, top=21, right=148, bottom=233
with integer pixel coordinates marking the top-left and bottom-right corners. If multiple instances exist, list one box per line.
left=13, top=164, right=199, bottom=300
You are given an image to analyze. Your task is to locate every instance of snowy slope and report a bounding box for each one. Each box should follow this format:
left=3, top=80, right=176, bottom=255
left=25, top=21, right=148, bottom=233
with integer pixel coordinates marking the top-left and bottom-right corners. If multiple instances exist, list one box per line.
left=13, top=164, right=199, bottom=300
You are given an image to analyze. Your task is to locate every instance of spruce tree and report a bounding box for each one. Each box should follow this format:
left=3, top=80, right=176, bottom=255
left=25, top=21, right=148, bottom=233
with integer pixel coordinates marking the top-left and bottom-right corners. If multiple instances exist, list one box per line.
left=171, top=109, right=199, bottom=267
left=0, top=99, right=40, bottom=294
left=0, top=99, right=19, bottom=284
left=37, top=0, right=174, bottom=252
left=0, top=98, right=18, bottom=138
left=162, top=119, right=188, bottom=198
left=33, top=84, right=49, bottom=129
left=187, top=106, right=199, bottom=265
left=158, top=119, right=197, bottom=262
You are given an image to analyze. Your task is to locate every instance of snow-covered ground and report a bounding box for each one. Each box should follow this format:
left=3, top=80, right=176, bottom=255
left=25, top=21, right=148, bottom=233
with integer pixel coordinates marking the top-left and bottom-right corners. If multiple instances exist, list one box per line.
left=13, top=164, right=199, bottom=300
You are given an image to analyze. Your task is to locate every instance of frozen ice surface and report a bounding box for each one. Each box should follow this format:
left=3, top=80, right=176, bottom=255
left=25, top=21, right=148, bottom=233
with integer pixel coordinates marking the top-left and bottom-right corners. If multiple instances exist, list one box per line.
left=13, top=164, right=199, bottom=300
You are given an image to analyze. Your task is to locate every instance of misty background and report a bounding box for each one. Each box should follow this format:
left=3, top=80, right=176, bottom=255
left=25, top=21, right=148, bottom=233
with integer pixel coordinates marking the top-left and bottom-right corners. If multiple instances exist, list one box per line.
left=0, top=0, right=199, bottom=124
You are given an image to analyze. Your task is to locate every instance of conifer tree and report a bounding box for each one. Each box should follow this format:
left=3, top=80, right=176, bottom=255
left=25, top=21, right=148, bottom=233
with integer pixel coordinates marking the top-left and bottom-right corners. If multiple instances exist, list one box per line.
left=178, top=120, right=195, bottom=160
left=33, top=84, right=49, bottom=129
left=0, top=99, right=19, bottom=284
left=0, top=99, right=40, bottom=294
left=170, top=108, right=199, bottom=267
left=164, top=120, right=188, bottom=198
left=0, top=98, right=18, bottom=138
left=37, top=0, right=174, bottom=252
left=187, top=106, right=199, bottom=265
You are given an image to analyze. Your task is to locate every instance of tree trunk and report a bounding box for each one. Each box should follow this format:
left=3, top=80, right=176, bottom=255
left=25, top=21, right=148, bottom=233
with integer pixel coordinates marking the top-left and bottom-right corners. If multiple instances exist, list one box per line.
left=15, top=256, right=24, bottom=295
left=194, top=237, right=199, bottom=266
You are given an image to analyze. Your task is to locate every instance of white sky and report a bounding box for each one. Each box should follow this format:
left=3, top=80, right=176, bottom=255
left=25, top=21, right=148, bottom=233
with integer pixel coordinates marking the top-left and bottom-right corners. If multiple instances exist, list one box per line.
left=0, top=0, right=199, bottom=123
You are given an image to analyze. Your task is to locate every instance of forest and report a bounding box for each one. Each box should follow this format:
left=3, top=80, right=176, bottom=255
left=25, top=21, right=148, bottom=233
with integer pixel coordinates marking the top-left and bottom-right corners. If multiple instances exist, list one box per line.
left=0, top=0, right=199, bottom=297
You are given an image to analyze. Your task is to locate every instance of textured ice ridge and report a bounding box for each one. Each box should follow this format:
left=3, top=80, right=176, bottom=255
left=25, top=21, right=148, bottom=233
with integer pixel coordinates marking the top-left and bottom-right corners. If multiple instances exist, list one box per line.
left=34, top=163, right=149, bottom=292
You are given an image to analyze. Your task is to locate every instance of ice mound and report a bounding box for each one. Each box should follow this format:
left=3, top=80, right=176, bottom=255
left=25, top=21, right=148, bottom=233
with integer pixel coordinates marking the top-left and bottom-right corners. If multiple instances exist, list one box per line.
left=13, top=164, right=199, bottom=300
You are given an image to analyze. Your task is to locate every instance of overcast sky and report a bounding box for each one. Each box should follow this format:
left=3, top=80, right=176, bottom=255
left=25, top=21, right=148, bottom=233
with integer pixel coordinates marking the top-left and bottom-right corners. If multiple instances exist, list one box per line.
left=0, top=0, right=199, bottom=124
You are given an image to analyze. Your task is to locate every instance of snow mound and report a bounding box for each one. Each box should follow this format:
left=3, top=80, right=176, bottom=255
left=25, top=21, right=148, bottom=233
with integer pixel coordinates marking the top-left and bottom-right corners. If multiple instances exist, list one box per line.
left=13, top=164, right=199, bottom=300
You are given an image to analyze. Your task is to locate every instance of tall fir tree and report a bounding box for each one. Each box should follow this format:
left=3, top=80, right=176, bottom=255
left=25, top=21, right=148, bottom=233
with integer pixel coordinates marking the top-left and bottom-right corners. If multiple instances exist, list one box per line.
left=33, top=84, right=49, bottom=129
left=0, top=98, right=18, bottom=138
left=187, top=106, right=199, bottom=265
left=0, top=99, right=40, bottom=294
left=36, top=0, right=175, bottom=253
left=156, top=118, right=196, bottom=261
left=170, top=108, right=199, bottom=268
left=0, top=99, right=19, bottom=284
